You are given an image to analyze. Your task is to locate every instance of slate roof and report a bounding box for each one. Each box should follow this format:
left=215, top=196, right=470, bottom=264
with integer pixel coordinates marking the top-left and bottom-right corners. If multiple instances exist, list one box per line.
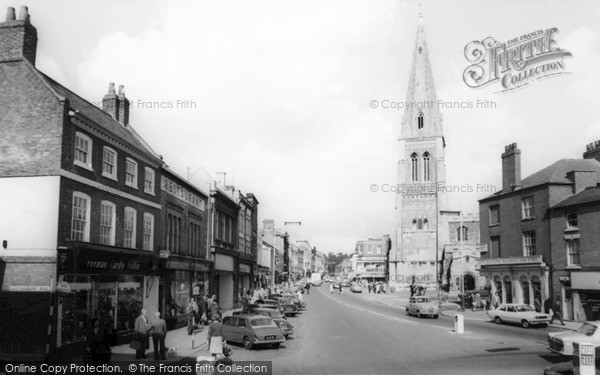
left=552, top=187, right=600, bottom=209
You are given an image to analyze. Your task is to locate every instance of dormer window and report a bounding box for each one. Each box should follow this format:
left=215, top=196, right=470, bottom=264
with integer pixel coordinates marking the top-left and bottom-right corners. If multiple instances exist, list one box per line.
left=418, top=112, right=424, bottom=129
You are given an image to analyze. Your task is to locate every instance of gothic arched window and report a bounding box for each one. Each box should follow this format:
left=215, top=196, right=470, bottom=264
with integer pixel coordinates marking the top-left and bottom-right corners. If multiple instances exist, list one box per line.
left=457, top=226, right=469, bottom=241
left=423, top=218, right=429, bottom=231
left=418, top=112, right=424, bottom=129
left=417, top=219, right=423, bottom=230
left=411, top=153, right=419, bottom=182
left=412, top=218, right=417, bottom=231
left=423, top=152, right=431, bottom=182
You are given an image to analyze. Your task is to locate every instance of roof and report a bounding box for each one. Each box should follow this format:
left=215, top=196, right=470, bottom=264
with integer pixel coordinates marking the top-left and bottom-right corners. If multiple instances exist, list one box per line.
left=482, top=159, right=600, bottom=200
left=36, top=71, right=162, bottom=162
left=552, top=186, right=600, bottom=209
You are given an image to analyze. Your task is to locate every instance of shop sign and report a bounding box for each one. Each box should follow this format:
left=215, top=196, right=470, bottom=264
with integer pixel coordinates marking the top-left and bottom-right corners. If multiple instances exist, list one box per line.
left=161, top=176, right=206, bottom=211
left=478, top=255, right=543, bottom=266
left=71, top=248, right=161, bottom=276
left=9, top=286, right=51, bottom=292
left=239, top=264, right=251, bottom=274
left=572, top=272, right=600, bottom=290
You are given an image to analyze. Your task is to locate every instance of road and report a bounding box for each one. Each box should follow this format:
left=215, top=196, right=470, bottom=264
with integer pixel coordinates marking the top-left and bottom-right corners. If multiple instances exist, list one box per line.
left=226, top=285, right=571, bottom=374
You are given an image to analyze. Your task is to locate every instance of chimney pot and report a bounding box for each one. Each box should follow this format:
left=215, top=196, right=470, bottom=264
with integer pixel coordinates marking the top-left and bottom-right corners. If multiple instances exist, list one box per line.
left=18, top=6, right=29, bottom=22
left=118, top=85, right=125, bottom=97
left=595, top=140, right=600, bottom=148
left=117, top=85, right=129, bottom=126
left=6, top=7, right=15, bottom=21
left=108, top=82, right=115, bottom=95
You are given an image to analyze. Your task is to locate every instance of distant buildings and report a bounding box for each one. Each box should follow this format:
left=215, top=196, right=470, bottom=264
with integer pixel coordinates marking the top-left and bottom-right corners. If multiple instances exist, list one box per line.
left=353, top=236, right=389, bottom=282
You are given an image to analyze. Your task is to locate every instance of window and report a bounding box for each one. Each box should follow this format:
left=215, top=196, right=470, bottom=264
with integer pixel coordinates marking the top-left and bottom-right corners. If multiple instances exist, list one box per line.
left=521, top=197, right=534, bottom=219
left=412, top=218, right=417, bottom=231
left=100, top=201, right=116, bottom=246
left=71, top=192, right=90, bottom=241
left=457, top=226, right=469, bottom=241
left=367, top=245, right=373, bottom=254
left=144, top=167, right=155, bottom=194
left=124, top=207, right=137, bottom=248
left=522, top=231, right=536, bottom=256
left=102, top=147, right=117, bottom=179
left=566, top=212, right=578, bottom=229
left=417, top=112, right=424, bottom=129
left=411, top=153, right=419, bottom=182
left=489, top=205, right=500, bottom=225
left=567, top=239, right=580, bottom=266
left=490, top=236, right=501, bottom=258
left=143, top=213, right=154, bottom=251
left=125, top=158, right=138, bottom=188
left=74, top=132, right=92, bottom=169
left=417, top=218, right=423, bottom=230
left=423, top=218, right=428, bottom=231
left=423, top=152, right=431, bottom=181
left=376, top=245, right=382, bottom=254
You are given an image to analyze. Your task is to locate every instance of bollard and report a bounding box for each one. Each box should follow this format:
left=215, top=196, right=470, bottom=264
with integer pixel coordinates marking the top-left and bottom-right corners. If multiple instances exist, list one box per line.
left=454, top=314, right=464, bottom=334
left=574, top=342, right=595, bottom=375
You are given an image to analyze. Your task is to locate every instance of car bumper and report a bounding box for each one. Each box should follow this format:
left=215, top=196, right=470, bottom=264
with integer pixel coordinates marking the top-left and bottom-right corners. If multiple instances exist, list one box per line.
left=254, top=337, right=286, bottom=345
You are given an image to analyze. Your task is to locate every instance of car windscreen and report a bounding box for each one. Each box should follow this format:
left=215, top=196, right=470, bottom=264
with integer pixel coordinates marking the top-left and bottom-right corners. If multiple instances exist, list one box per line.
left=577, top=323, right=598, bottom=336
left=416, top=298, right=429, bottom=303
left=250, top=318, right=273, bottom=327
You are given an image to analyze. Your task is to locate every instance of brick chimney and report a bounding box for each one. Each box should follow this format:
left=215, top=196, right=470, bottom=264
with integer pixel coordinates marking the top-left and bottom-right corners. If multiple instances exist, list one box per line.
left=0, top=6, right=37, bottom=64
left=102, top=83, right=119, bottom=121
left=501, top=143, right=521, bottom=192
left=117, top=85, right=130, bottom=127
left=566, top=170, right=597, bottom=195
left=583, top=140, right=600, bottom=163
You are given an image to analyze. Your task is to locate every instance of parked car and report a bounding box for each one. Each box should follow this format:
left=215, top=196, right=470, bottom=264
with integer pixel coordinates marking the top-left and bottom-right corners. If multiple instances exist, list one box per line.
left=350, top=283, right=363, bottom=293
left=252, top=308, right=294, bottom=338
left=333, top=282, right=341, bottom=290
left=278, top=293, right=306, bottom=309
left=406, top=296, right=439, bottom=318
left=488, top=303, right=552, bottom=328
left=222, top=315, right=285, bottom=350
left=341, top=279, right=351, bottom=287
left=548, top=321, right=600, bottom=356
left=258, top=299, right=295, bottom=316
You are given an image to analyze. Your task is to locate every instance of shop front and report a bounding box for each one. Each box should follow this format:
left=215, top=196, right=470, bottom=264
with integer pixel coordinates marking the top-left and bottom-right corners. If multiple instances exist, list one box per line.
left=159, top=257, right=212, bottom=329
left=570, top=272, right=600, bottom=322
left=56, top=244, right=161, bottom=359
left=214, top=253, right=235, bottom=310
left=478, top=255, right=549, bottom=310
left=237, top=262, right=253, bottom=299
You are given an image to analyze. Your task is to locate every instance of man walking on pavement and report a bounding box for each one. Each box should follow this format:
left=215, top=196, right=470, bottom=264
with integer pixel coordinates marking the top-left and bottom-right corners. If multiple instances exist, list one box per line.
left=151, top=312, right=167, bottom=361
left=187, top=298, right=198, bottom=335
left=550, top=293, right=565, bottom=325
left=134, top=309, right=150, bottom=359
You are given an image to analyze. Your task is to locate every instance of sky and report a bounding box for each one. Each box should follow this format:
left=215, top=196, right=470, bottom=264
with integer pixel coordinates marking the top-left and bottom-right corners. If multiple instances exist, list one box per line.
left=6, top=0, right=600, bottom=254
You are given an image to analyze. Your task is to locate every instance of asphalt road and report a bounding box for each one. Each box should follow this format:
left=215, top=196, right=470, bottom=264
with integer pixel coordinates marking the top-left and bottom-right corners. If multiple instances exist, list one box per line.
left=226, top=285, right=571, bottom=375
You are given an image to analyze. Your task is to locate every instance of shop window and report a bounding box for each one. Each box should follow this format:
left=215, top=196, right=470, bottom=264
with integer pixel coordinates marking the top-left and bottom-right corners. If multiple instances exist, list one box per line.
left=60, top=275, right=92, bottom=345
left=71, top=192, right=91, bottom=242
left=116, top=275, right=142, bottom=332
left=166, top=271, right=191, bottom=318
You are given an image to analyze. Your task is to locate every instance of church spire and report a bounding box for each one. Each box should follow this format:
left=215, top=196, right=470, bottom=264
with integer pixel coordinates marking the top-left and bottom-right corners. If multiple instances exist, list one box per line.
left=401, top=12, right=443, bottom=139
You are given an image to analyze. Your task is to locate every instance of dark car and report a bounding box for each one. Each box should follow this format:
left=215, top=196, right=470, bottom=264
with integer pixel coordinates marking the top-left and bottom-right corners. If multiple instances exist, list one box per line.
left=243, top=307, right=294, bottom=338
left=222, top=315, right=285, bottom=350
left=261, top=299, right=297, bottom=316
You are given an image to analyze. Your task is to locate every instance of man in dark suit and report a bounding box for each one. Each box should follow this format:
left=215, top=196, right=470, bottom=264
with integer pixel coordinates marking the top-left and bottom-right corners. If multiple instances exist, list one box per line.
left=152, top=311, right=168, bottom=360
left=134, top=309, right=150, bottom=359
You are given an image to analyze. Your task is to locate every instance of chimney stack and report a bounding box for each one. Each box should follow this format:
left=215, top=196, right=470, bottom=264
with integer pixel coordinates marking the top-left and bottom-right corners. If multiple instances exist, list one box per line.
left=501, top=143, right=521, bottom=192
left=117, top=85, right=130, bottom=127
left=102, top=83, right=119, bottom=121
left=583, top=139, right=600, bottom=163
left=0, top=6, right=38, bottom=64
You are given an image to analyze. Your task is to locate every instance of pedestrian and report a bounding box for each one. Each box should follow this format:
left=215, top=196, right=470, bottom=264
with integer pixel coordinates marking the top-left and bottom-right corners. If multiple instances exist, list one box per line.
left=474, top=292, right=481, bottom=312
left=305, top=283, right=311, bottom=295
left=207, top=315, right=224, bottom=357
left=84, top=318, right=111, bottom=365
left=234, top=298, right=244, bottom=309
left=186, top=298, right=198, bottom=335
left=151, top=311, right=167, bottom=361
left=199, top=296, right=209, bottom=326
left=367, top=282, right=372, bottom=293
left=329, top=283, right=334, bottom=294
left=492, top=292, right=500, bottom=309
left=410, top=283, right=416, bottom=297
left=209, top=299, right=222, bottom=320
left=550, top=295, right=565, bottom=325
left=134, top=309, right=150, bottom=359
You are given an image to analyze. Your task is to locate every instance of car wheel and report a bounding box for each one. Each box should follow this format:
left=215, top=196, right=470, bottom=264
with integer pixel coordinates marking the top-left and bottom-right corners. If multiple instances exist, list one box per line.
left=541, top=323, right=549, bottom=328
left=405, top=308, right=410, bottom=316
left=494, top=317, right=502, bottom=325
left=417, top=311, right=422, bottom=319
left=521, top=320, right=530, bottom=329
left=272, top=343, right=281, bottom=349
left=243, top=336, right=253, bottom=350
left=433, top=315, right=439, bottom=319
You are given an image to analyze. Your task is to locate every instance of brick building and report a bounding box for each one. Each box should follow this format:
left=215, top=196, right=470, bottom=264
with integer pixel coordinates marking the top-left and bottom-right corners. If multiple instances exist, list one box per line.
left=159, top=167, right=210, bottom=329
left=0, top=6, right=163, bottom=360
left=549, top=140, right=600, bottom=321
left=478, top=143, right=600, bottom=312
left=354, top=236, right=390, bottom=282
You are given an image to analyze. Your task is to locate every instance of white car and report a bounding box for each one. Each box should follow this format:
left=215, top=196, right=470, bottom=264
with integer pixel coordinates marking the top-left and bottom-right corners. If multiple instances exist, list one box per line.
left=406, top=296, right=439, bottom=319
left=487, top=303, right=552, bottom=328
left=548, top=321, right=600, bottom=356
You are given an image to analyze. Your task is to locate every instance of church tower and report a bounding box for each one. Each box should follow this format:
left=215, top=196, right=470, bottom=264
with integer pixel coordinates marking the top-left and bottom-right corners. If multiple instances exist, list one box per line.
left=391, top=14, right=447, bottom=288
